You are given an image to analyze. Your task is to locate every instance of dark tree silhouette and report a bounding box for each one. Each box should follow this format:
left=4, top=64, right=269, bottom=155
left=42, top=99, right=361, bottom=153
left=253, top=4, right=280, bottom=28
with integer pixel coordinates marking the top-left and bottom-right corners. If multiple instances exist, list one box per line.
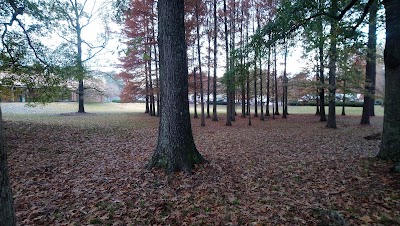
left=377, top=0, right=400, bottom=167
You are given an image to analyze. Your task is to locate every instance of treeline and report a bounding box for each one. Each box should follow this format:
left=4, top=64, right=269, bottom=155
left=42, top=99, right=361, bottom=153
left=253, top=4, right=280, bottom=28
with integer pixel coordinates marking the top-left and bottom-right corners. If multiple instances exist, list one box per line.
left=118, top=0, right=381, bottom=127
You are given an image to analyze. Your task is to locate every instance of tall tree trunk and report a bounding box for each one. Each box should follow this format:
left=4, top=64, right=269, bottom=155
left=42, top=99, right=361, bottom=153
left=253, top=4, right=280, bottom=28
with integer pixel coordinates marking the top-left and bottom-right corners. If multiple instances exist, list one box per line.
left=369, top=0, right=378, bottom=117
left=193, top=67, right=198, bottom=118
left=361, top=0, right=378, bottom=124
left=206, top=17, right=211, bottom=119
left=75, top=8, right=85, bottom=113
left=318, top=0, right=327, bottom=122
left=240, top=13, right=246, bottom=118
left=147, top=0, right=206, bottom=173
left=342, top=80, right=346, bottom=116
left=326, top=0, right=338, bottom=128
left=148, top=37, right=155, bottom=116
left=259, top=53, right=264, bottom=121
left=377, top=0, right=400, bottom=164
left=145, top=66, right=150, bottom=114
left=195, top=1, right=205, bottom=126
left=212, top=0, right=218, bottom=122
left=0, top=106, right=16, bottom=226
left=274, top=46, right=279, bottom=115
left=266, top=41, right=271, bottom=116
left=282, top=41, right=288, bottom=119
left=253, top=20, right=258, bottom=118
left=223, top=0, right=232, bottom=126
left=247, top=71, right=252, bottom=126
left=152, top=3, right=160, bottom=117
left=254, top=52, right=258, bottom=118
left=229, top=0, right=236, bottom=122
left=315, top=68, right=320, bottom=115
left=152, top=35, right=160, bottom=117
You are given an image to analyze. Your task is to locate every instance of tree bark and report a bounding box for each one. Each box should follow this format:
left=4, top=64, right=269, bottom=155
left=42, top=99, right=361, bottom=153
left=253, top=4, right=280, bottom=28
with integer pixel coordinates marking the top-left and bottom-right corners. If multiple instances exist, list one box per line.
left=212, top=0, right=218, bottom=122
left=326, top=0, right=338, bottom=129
left=377, top=0, right=400, bottom=163
left=195, top=1, right=205, bottom=127
left=147, top=0, right=206, bottom=173
left=274, top=46, right=279, bottom=115
left=282, top=41, right=288, bottom=119
left=341, top=80, right=346, bottom=116
left=0, top=106, right=16, bottom=226
left=361, top=0, right=378, bottom=124
left=315, top=70, right=320, bottom=115
left=317, top=0, right=327, bottom=122
left=266, top=41, right=271, bottom=117
left=78, top=79, right=85, bottom=113
left=206, top=17, right=211, bottom=119
left=223, top=0, right=232, bottom=126
left=194, top=65, right=198, bottom=118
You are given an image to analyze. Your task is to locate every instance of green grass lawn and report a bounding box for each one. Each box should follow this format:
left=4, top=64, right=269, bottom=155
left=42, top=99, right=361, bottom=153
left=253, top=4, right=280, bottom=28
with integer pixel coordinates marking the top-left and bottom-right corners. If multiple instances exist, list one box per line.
left=1, top=102, right=384, bottom=122
left=206, top=104, right=384, bottom=117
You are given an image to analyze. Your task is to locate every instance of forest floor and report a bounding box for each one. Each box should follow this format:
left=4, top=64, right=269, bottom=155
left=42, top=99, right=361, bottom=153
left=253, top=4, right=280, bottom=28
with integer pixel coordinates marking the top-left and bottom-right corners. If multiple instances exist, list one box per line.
left=3, top=103, right=399, bottom=225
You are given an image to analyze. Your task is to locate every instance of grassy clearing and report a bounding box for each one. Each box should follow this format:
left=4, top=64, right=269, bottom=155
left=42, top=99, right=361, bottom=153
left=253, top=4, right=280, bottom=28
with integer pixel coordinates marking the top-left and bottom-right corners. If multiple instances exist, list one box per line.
left=4, top=102, right=382, bottom=128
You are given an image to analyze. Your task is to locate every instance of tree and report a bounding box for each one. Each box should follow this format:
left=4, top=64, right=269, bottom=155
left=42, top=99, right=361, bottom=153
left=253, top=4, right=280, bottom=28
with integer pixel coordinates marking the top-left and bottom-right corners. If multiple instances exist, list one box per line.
left=194, top=0, right=206, bottom=126
left=51, top=0, right=109, bottom=113
left=146, top=0, right=206, bottom=173
left=1, top=2, right=46, bottom=224
left=211, top=0, right=218, bottom=122
left=326, top=0, right=338, bottom=129
left=360, top=0, right=378, bottom=125
left=0, top=108, right=16, bottom=226
left=377, top=0, right=400, bottom=168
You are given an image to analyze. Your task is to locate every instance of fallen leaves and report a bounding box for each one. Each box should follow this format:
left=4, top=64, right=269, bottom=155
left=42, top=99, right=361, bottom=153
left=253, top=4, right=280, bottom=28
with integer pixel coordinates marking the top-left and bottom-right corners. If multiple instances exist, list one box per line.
left=4, top=112, right=400, bottom=225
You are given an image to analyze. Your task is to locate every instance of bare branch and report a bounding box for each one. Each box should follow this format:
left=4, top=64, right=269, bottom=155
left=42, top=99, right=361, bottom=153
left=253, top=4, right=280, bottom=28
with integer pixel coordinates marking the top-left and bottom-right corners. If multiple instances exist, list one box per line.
left=15, top=18, right=49, bottom=67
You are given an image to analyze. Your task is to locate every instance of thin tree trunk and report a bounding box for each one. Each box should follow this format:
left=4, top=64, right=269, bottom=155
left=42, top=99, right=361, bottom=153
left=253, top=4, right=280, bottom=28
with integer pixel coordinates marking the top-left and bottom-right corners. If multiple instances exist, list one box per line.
left=206, top=17, right=211, bottom=119
left=0, top=106, right=16, bottom=226
left=274, top=46, right=279, bottom=115
left=259, top=55, right=264, bottom=121
left=152, top=36, right=160, bottom=117
left=253, top=18, right=258, bottom=118
left=152, top=3, right=160, bottom=117
left=315, top=68, right=320, bottom=115
left=342, top=80, right=346, bottom=116
left=193, top=67, right=198, bottom=118
left=230, top=0, right=236, bottom=122
left=318, top=0, right=326, bottom=122
left=266, top=41, right=271, bottom=116
left=282, top=40, right=288, bottom=119
left=223, top=0, right=231, bottom=126
left=326, top=0, right=338, bottom=128
left=195, top=2, right=205, bottom=126
left=145, top=66, right=150, bottom=114
left=148, top=37, right=155, bottom=116
left=247, top=71, right=252, bottom=126
left=240, top=10, right=245, bottom=118
left=212, top=0, right=218, bottom=122
left=75, top=10, right=85, bottom=114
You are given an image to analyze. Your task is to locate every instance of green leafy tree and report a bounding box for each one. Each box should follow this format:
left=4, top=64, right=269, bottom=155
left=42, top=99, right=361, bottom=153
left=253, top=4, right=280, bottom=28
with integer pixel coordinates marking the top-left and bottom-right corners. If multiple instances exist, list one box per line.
left=49, top=0, right=109, bottom=113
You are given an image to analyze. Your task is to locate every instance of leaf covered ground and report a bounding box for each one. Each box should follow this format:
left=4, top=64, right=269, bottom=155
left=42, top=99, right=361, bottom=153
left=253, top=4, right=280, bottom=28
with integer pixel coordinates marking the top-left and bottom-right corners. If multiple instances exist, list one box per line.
left=4, top=107, right=400, bottom=225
